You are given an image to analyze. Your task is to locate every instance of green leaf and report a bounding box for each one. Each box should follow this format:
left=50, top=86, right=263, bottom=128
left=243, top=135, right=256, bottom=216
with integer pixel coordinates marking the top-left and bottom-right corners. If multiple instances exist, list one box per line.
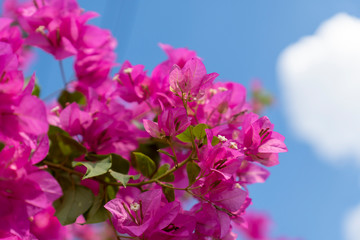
left=162, top=184, right=175, bottom=202
left=57, top=134, right=86, bottom=157
left=0, top=142, right=5, bottom=152
left=84, top=194, right=108, bottom=224
left=54, top=185, right=94, bottom=225
left=48, top=126, right=86, bottom=161
left=186, top=161, right=201, bottom=186
left=176, top=126, right=193, bottom=143
left=153, top=163, right=174, bottom=182
left=32, top=83, right=41, bottom=97
left=132, top=152, right=156, bottom=178
left=211, top=136, right=220, bottom=146
left=111, top=154, right=130, bottom=174
left=193, top=123, right=210, bottom=140
left=72, top=157, right=112, bottom=179
left=48, top=125, right=69, bottom=136
left=135, top=143, right=161, bottom=167
left=47, top=125, right=87, bottom=164
left=109, top=170, right=140, bottom=187
left=157, top=149, right=175, bottom=159
left=106, top=183, right=118, bottom=200
left=58, top=90, right=86, bottom=108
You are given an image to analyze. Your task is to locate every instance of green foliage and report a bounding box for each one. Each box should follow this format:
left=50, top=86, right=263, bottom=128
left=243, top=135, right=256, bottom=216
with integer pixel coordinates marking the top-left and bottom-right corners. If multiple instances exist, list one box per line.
left=204, top=135, right=220, bottom=146
left=193, top=123, right=210, bottom=140
left=48, top=125, right=87, bottom=163
left=32, top=83, right=41, bottom=97
left=0, top=142, right=4, bottom=152
left=186, top=161, right=201, bottom=186
left=177, top=123, right=210, bottom=144
left=176, top=126, right=193, bottom=143
left=58, top=90, right=86, bottom=108
left=211, top=136, right=220, bottom=146
left=109, top=170, right=140, bottom=187
left=105, top=183, right=119, bottom=200
left=110, top=154, right=130, bottom=174
left=135, top=143, right=161, bottom=168
left=83, top=186, right=112, bottom=224
left=131, top=152, right=156, bottom=178
left=153, top=163, right=174, bottom=182
left=162, top=184, right=175, bottom=202
left=72, top=156, right=112, bottom=179
left=157, top=149, right=175, bottom=161
left=84, top=193, right=108, bottom=224
left=54, top=185, right=94, bottom=225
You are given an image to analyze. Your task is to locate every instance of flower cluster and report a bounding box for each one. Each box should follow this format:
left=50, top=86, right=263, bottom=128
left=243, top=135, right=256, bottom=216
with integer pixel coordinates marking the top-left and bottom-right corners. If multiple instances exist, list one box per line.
left=0, top=0, right=289, bottom=239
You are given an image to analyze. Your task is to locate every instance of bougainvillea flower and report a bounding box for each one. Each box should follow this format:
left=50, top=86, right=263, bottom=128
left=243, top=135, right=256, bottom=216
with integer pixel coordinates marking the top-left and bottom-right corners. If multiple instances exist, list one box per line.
left=0, top=146, right=62, bottom=239
left=159, top=43, right=197, bottom=69
left=17, top=0, right=98, bottom=60
left=201, top=82, right=250, bottom=127
left=191, top=202, right=231, bottom=239
left=144, top=107, right=191, bottom=138
left=30, top=207, right=67, bottom=240
left=0, top=72, right=48, bottom=146
left=169, top=57, right=218, bottom=100
left=237, top=161, right=270, bottom=184
left=242, top=114, right=287, bottom=166
left=115, top=60, right=152, bottom=103
left=105, top=189, right=188, bottom=238
left=75, top=24, right=116, bottom=88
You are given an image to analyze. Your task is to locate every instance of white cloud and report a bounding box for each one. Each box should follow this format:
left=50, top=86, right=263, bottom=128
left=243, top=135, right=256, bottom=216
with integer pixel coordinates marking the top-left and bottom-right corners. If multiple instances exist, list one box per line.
left=278, top=13, right=360, bottom=165
left=344, top=204, right=360, bottom=240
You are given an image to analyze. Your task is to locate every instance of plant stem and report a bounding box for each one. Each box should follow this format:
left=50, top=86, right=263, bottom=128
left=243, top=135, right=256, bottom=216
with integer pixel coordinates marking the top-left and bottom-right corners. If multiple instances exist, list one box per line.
left=59, top=60, right=67, bottom=86
left=43, top=152, right=194, bottom=187
left=167, top=138, right=178, bottom=167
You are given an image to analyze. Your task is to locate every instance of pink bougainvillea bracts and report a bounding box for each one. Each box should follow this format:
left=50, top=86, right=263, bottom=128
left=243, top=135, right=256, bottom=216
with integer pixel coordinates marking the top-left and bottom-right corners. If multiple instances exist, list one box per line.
left=0, top=1, right=291, bottom=239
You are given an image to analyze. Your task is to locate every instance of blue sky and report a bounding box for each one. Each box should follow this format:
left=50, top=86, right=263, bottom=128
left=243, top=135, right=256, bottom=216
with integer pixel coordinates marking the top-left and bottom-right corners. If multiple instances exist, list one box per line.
left=27, top=1, right=360, bottom=239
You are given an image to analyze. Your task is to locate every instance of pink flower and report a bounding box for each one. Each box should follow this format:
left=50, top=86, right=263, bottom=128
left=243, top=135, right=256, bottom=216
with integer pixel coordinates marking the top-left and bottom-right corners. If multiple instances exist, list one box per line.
left=159, top=43, right=197, bottom=69
left=114, top=61, right=152, bottom=103
left=242, top=114, right=288, bottom=166
left=0, top=46, right=49, bottom=148
left=18, top=0, right=97, bottom=60
left=105, top=189, right=194, bottom=239
left=151, top=44, right=197, bottom=93
left=200, top=82, right=250, bottom=127
left=74, top=25, right=116, bottom=88
left=30, top=207, right=67, bottom=240
left=59, top=100, right=138, bottom=158
left=143, top=108, right=191, bottom=138
left=191, top=202, right=231, bottom=239
left=238, top=211, right=302, bottom=240
left=169, top=58, right=218, bottom=101
left=237, top=161, right=270, bottom=185
left=0, top=146, right=62, bottom=239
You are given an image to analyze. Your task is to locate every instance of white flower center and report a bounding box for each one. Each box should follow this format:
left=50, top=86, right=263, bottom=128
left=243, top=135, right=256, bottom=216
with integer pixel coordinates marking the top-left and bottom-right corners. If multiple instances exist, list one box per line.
left=130, top=202, right=140, bottom=211
left=218, top=87, right=228, bottom=92
left=217, top=135, right=228, bottom=142
left=124, top=68, right=133, bottom=74
left=229, top=142, right=238, bottom=150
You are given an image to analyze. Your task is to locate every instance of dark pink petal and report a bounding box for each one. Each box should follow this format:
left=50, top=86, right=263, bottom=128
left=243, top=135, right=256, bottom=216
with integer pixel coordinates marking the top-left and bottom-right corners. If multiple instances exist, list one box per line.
left=152, top=201, right=180, bottom=230
left=30, top=135, right=49, bottom=164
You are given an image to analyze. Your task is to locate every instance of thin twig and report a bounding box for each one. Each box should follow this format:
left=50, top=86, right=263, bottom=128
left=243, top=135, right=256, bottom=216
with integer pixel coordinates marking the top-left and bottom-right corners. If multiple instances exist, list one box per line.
left=59, top=60, right=67, bottom=86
